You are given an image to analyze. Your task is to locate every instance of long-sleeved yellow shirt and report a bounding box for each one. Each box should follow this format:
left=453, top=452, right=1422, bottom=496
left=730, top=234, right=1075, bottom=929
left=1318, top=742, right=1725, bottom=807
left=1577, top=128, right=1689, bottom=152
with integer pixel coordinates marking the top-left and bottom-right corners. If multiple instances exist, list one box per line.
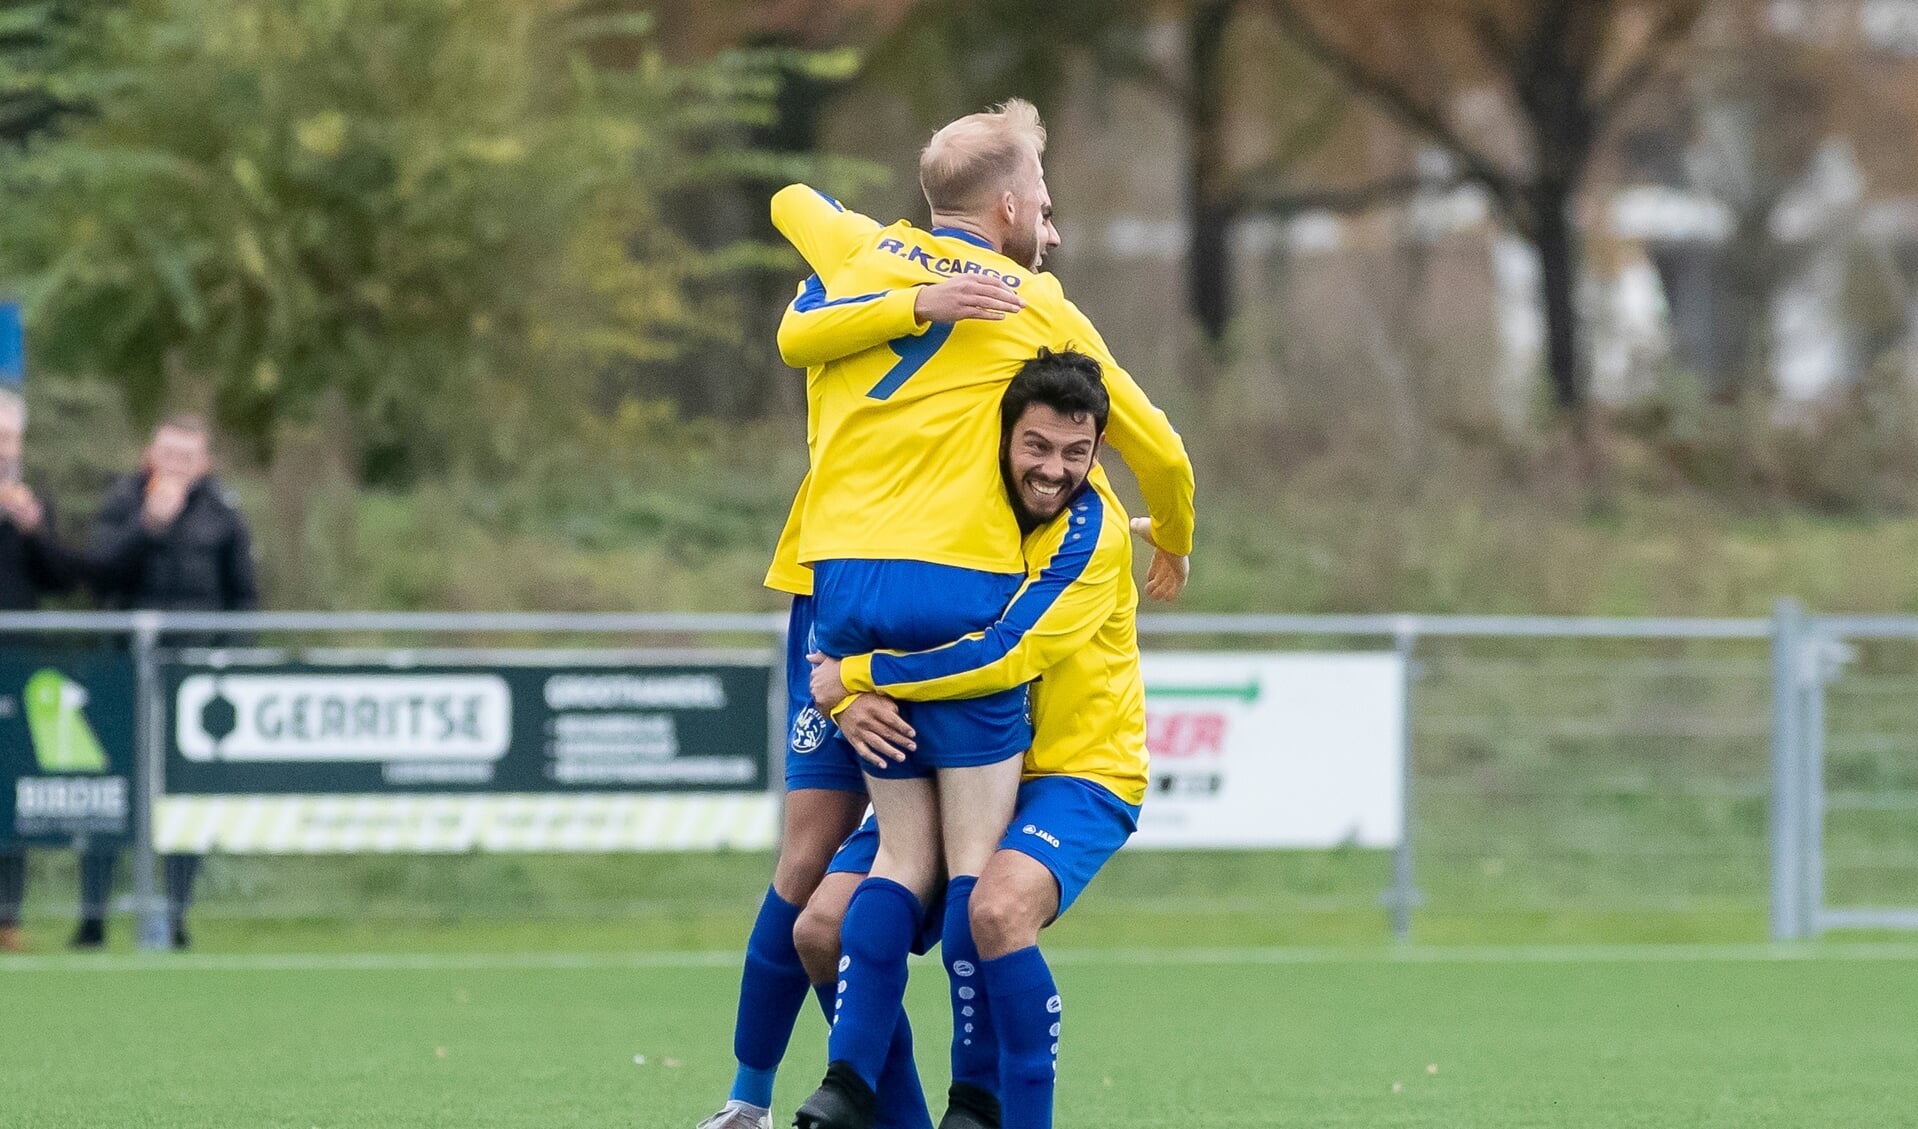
left=838, top=474, right=1148, bottom=805
left=761, top=195, right=923, bottom=597
left=766, top=184, right=1194, bottom=578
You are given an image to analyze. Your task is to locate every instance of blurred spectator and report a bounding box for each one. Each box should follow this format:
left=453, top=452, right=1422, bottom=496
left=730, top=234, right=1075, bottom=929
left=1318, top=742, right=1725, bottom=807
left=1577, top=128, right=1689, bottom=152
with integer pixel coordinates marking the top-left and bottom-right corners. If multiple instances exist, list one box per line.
left=74, top=414, right=258, bottom=951
left=92, top=413, right=259, bottom=626
left=0, top=389, right=93, bottom=953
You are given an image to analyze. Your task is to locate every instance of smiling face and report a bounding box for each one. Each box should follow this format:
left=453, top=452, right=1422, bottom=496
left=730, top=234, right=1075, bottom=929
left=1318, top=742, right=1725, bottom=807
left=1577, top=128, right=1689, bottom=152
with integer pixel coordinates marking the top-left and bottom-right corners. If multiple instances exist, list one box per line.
left=1002, top=401, right=1101, bottom=526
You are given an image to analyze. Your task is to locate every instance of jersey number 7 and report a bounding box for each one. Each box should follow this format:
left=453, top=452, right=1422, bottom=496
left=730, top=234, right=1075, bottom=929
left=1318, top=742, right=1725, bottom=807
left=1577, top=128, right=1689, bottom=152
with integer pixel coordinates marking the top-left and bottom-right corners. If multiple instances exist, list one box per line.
left=867, top=322, right=956, bottom=400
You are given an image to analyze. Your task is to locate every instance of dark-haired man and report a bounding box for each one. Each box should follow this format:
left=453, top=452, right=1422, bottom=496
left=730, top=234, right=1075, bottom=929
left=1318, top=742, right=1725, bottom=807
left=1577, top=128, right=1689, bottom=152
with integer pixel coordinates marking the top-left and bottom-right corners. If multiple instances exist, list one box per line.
left=771, top=101, right=1191, bottom=1128
left=709, top=102, right=1191, bottom=1129
left=799, top=349, right=1152, bottom=1129
left=75, top=414, right=258, bottom=950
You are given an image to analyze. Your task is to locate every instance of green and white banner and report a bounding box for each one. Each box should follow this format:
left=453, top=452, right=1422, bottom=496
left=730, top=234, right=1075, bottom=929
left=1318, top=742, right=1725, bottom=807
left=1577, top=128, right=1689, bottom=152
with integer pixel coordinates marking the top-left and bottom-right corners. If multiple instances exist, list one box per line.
left=1134, top=652, right=1406, bottom=849
left=156, top=655, right=776, bottom=852
left=0, top=651, right=137, bottom=844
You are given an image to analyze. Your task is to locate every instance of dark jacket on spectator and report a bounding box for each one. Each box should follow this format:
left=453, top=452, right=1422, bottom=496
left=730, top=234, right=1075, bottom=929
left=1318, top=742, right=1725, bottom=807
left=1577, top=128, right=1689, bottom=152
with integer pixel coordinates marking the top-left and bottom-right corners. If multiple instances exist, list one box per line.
left=0, top=491, right=88, bottom=610
left=91, top=472, right=258, bottom=612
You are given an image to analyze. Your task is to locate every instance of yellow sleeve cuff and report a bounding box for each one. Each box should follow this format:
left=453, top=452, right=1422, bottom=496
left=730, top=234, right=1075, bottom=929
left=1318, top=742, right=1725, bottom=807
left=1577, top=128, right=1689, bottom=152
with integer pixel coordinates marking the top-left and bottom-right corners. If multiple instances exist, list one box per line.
left=841, top=654, right=877, bottom=694
left=1152, top=518, right=1193, bottom=558
left=828, top=691, right=861, bottom=720
left=883, top=287, right=929, bottom=336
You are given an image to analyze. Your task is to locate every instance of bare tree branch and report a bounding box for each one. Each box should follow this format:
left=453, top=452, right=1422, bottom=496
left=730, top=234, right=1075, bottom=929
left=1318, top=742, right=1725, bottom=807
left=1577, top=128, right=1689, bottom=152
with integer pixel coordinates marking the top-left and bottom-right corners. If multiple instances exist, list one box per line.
left=1593, top=0, right=1709, bottom=128
left=1106, top=51, right=1193, bottom=114
left=1468, top=8, right=1517, bottom=67
left=1236, top=170, right=1472, bottom=217
left=1267, top=0, right=1527, bottom=218
left=1515, top=0, right=1581, bottom=95
left=1228, top=86, right=1349, bottom=192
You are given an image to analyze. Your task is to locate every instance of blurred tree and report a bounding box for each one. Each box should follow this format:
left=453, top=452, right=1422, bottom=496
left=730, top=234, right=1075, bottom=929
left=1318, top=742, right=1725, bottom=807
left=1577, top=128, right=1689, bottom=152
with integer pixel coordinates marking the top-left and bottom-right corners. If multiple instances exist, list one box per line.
left=1652, top=10, right=1835, bottom=400
left=0, top=0, right=74, bottom=145
left=570, top=0, right=881, bottom=422
left=1269, top=0, right=1710, bottom=420
left=1648, top=4, right=1918, bottom=403
left=0, top=0, right=796, bottom=483
left=866, top=1, right=1349, bottom=355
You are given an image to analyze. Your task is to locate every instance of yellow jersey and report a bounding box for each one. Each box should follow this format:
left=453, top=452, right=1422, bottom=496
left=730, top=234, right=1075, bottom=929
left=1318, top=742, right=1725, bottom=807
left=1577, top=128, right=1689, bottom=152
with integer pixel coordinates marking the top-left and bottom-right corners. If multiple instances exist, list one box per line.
left=765, top=478, right=812, bottom=596
left=768, top=184, right=1194, bottom=576
left=759, top=198, right=935, bottom=597
left=837, top=474, right=1147, bottom=805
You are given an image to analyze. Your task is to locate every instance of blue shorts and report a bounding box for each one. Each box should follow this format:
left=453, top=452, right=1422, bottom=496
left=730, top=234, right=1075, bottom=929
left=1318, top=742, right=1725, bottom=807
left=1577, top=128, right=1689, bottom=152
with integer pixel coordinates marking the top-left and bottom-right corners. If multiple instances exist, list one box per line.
left=999, top=776, right=1139, bottom=917
left=783, top=595, right=867, bottom=795
left=812, top=559, right=1032, bottom=777
left=828, top=775, right=1138, bottom=923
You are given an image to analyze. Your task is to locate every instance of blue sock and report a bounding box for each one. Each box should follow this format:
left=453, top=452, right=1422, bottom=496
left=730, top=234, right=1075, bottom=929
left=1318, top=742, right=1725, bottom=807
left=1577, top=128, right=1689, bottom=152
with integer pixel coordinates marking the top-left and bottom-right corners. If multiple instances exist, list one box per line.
left=982, top=946, right=1060, bottom=1129
left=827, top=877, right=921, bottom=1088
left=814, top=984, right=935, bottom=1129
left=874, top=1008, right=934, bottom=1129
left=942, top=876, right=998, bottom=1094
left=727, top=887, right=811, bottom=1108
left=813, top=980, right=933, bottom=1129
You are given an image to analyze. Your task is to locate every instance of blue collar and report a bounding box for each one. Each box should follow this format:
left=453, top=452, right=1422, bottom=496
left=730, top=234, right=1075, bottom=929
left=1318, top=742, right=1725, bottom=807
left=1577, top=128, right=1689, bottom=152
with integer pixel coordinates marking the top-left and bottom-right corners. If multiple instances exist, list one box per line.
left=930, top=226, right=996, bottom=252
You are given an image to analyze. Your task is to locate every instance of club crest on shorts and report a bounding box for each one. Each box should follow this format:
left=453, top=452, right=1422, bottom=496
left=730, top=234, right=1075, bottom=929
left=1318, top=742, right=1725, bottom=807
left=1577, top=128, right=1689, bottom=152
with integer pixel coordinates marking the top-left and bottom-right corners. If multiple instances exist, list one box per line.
left=791, top=705, right=829, bottom=754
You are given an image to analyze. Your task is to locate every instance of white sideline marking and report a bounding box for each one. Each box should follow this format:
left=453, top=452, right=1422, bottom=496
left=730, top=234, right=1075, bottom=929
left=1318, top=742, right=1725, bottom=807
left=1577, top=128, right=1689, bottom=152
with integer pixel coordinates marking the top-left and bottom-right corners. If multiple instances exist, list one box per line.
left=5, top=941, right=1918, bottom=974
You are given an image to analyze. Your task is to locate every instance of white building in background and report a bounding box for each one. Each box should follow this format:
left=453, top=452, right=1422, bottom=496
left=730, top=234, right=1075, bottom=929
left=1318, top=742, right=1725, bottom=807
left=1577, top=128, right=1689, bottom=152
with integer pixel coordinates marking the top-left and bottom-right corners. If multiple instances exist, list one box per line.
left=818, top=0, right=1918, bottom=427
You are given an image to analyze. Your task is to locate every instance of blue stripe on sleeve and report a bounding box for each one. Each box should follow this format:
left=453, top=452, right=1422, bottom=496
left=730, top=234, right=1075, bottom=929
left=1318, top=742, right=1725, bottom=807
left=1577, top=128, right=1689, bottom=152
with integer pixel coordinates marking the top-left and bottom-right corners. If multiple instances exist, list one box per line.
left=792, top=274, right=888, bottom=313
left=812, top=188, right=847, bottom=212
left=869, top=488, right=1104, bottom=687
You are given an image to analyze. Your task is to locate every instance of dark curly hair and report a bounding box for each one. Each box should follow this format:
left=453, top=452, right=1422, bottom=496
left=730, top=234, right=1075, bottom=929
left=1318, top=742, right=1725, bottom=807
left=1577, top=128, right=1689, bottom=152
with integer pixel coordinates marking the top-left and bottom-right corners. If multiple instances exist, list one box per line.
left=1000, top=347, right=1109, bottom=436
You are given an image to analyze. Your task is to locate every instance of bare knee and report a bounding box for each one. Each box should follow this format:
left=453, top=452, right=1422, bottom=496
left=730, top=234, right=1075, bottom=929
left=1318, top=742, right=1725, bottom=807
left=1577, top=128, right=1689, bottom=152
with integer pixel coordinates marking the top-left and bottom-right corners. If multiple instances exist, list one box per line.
left=793, top=901, right=846, bottom=984
left=968, top=879, right=1044, bottom=959
left=772, top=849, right=832, bottom=907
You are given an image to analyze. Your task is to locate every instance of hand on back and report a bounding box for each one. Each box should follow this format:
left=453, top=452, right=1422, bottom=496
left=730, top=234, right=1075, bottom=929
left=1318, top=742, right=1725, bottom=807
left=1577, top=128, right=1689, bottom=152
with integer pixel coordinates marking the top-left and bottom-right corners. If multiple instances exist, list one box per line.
left=913, top=276, right=1024, bottom=325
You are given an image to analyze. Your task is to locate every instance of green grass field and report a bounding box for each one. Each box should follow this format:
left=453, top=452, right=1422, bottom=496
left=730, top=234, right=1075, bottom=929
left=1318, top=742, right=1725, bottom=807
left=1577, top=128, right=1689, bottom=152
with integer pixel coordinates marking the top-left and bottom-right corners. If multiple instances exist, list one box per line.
left=6, top=630, right=1915, bottom=1126
left=6, top=943, right=1918, bottom=1128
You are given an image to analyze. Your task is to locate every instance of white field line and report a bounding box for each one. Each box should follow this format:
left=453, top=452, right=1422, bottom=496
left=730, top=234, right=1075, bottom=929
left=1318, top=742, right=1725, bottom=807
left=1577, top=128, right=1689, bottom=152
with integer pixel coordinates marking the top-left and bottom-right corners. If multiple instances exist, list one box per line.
left=4, top=941, right=1918, bottom=974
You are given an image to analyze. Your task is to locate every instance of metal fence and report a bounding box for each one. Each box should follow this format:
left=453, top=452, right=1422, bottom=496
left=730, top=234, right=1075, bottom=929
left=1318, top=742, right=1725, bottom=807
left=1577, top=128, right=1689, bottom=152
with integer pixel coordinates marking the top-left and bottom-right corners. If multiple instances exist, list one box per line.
left=1782, top=607, right=1918, bottom=936
left=2, top=605, right=1911, bottom=948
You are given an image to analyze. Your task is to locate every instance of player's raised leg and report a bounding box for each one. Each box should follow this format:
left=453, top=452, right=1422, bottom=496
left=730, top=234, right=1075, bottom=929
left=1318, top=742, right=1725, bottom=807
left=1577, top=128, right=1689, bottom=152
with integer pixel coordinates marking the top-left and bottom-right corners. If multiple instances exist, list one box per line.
left=934, top=757, right=1024, bottom=1129
left=796, top=828, right=934, bottom=1129
left=795, top=770, right=941, bottom=1129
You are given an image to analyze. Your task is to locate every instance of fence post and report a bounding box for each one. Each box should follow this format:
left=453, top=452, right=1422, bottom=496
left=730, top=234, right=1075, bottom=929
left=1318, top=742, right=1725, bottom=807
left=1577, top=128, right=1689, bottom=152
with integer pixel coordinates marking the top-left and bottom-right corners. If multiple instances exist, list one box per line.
left=131, top=612, right=168, bottom=951
left=769, top=608, right=790, bottom=835
left=1801, top=625, right=1830, bottom=939
left=1769, top=598, right=1804, bottom=942
left=1389, top=621, right=1419, bottom=944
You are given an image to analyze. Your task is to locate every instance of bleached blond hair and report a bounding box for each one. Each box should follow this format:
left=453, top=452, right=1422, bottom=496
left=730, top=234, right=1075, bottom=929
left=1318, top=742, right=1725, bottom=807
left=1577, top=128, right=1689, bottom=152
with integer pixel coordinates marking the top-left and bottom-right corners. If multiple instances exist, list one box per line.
left=919, top=98, right=1048, bottom=214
